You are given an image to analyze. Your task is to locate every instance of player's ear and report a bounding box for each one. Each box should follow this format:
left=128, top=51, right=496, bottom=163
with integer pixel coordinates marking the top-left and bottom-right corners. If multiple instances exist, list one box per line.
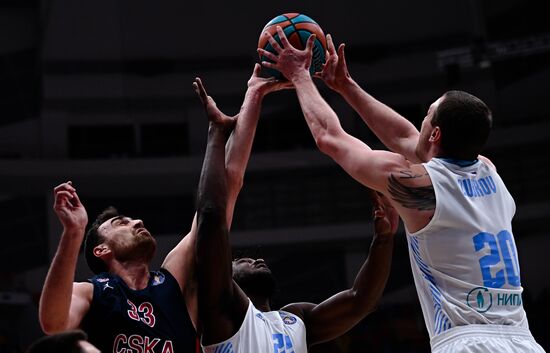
left=429, top=126, right=441, bottom=143
left=93, top=244, right=110, bottom=258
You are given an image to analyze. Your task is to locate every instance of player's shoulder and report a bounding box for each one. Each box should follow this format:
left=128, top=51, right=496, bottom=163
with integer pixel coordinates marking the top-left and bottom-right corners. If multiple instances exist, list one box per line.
left=74, top=281, right=94, bottom=290
left=478, top=155, right=496, bottom=170
left=279, top=302, right=315, bottom=321
left=73, top=281, right=94, bottom=301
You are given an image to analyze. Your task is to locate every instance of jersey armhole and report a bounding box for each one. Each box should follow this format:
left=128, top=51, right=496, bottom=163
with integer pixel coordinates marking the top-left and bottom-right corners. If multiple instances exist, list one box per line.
left=406, top=162, right=441, bottom=237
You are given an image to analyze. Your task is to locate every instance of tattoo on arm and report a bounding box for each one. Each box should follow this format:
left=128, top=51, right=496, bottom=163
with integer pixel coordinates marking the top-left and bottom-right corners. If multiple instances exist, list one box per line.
left=388, top=174, right=435, bottom=211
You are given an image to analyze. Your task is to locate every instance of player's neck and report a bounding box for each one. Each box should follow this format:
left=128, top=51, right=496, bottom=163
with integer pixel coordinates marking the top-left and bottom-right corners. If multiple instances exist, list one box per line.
left=249, top=294, right=271, bottom=312
left=111, top=261, right=150, bottom=290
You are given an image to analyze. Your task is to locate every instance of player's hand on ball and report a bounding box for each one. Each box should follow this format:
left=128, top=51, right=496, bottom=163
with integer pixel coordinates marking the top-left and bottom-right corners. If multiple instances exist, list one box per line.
left=258, top=26, right=316, bottom=81
left=314, top=34, right=351, bottom=93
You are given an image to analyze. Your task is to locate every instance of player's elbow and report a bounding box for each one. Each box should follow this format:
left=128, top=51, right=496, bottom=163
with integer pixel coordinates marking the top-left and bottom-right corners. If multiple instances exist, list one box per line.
left=197, top=202, right=226, bottom=225
left=39, top=316, right=67, bottom=335
left=197, top=202, right=227, bottom=238
left=314, top=130, right=339, bottom=157
left=349, top=289, right=380, bottom=317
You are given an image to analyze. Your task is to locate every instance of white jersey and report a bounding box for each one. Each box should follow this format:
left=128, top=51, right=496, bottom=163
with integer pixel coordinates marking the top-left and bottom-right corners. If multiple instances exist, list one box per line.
left=406, top=158, right=529, bottom=343
left=202, top=300, right=308, bottom=353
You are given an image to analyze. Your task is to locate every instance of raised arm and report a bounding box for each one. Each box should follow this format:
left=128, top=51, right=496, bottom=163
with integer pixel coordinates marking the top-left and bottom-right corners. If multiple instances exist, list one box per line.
left=283, top=192, right=398, bottom=346
left=258, top=28, right=434, bottom=230
left=224, top=63, right=292, bottom=226
left=315, top=34, right=421, bottom=162
left=194, top=103, right=249, bottom=344
left=161, top=66, right=290, bottom=328
left=39, top=182, right=92, bottom=334
left=258, top=27, right=410, bottom=194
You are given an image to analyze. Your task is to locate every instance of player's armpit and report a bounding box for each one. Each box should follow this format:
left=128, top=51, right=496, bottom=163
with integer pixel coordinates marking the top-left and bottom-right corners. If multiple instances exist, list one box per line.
left=69, top=282, right=93, bottom=330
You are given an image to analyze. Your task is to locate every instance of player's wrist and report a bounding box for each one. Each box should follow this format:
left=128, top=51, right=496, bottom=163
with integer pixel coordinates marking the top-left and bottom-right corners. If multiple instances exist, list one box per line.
left=208, top=121, right=234, bottom=139
left=60, top=227, right=86, bottom=246
left=246, top=83, right=268, bottom=99
left=63, top=222, right=87, bottom=233
left=335, top=75, right=356, bottom=95
left=289, top=70, right=313, bottom=85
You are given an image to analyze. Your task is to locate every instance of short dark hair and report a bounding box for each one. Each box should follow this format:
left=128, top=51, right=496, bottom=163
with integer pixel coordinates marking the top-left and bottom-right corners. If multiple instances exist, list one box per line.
left=432, top=90, right=492, bottom=160
left=85, top=206, right=119, bottom=274
left=26, top=330, right=88, bottom=353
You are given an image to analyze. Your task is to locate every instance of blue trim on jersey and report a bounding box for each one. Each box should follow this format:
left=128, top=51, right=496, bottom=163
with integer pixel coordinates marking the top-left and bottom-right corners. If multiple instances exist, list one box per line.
left=410, top=237, right=452, bottom=334
left=214, top=342, right=234, bottom=353
left=439, top=158, right=478, bottom=167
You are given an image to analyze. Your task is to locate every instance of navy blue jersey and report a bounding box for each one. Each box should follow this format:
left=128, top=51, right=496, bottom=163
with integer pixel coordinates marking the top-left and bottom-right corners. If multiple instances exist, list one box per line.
left=81, top=268, right=197, bottom=353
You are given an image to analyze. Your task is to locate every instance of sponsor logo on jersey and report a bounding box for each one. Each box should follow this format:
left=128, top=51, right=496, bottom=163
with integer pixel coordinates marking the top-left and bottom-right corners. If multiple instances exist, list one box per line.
left=467, top=287, right=493, bottom=312
left=151, top=272, right=165, bottom=286
left=255, top=313, right=266, bottom=323
left=103, top=282, right=114, bottom=291
left=278, top=313, right=297, bottom=325
left=96, top=277, right=110, bottom=283
left=467, top=286, right=523, bottom=313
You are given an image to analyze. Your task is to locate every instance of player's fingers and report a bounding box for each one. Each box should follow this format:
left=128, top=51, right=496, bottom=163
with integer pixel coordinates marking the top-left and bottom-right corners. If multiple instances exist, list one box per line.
left=54, top=191, right=73, bottom=207
left=71, top=191, right=83, bottom=207
left=193, top=78, right=208, bottom=104
left=264, top=32, right=282, bottom=52
left=252, top=63, right=261, bottom=77
left=338, top=43, right=346, bottom=62
left=305, top=34, right=316, bottom=53
left=275, top=26, right=291, bottom=47
left=54, top=182, right=75, bottom=196
left=261, top=61, right=276, bottom=69
left=257, top=48, right=278, bottom=62
left=326, top=34, right=337, bottom=55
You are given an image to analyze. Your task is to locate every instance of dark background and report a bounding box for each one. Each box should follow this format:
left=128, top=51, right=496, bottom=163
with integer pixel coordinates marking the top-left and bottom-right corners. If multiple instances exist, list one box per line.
left=1, top=0, right=549, bottom=352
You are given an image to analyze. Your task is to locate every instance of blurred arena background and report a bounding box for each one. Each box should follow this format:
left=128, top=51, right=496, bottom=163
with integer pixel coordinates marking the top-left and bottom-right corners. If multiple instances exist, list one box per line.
left=0, top=0, right=549, bottom=351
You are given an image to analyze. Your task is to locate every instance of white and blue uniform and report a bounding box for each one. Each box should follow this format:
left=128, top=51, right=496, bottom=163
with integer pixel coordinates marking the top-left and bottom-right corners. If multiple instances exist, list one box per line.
left=202, top=300, right=307, bottom=353
left=407, top=158, right=545, bottom=353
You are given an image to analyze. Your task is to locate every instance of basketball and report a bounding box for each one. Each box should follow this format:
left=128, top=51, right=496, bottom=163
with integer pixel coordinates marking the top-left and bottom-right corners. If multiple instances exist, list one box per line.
left=258, top=13, right=327, bottom=78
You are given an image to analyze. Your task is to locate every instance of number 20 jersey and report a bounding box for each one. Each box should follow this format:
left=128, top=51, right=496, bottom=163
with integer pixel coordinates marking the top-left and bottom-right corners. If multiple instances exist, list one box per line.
left=407, top=158, right=528, bottom=339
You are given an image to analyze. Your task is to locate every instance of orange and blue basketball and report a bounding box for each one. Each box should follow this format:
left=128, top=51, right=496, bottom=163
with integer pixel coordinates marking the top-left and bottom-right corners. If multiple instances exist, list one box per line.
left=258, top=13, right=327, bottom=78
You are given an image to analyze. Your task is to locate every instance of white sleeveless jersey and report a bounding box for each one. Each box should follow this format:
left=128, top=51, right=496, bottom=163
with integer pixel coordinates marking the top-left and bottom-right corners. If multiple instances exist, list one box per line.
left=202, top=300, right=308, bottom=353
left=407, top=158, right=529, bottom=340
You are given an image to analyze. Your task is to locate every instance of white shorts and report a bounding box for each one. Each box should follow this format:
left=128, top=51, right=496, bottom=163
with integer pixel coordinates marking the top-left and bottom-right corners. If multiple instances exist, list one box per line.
left=431, top=325, right=546, bottom=353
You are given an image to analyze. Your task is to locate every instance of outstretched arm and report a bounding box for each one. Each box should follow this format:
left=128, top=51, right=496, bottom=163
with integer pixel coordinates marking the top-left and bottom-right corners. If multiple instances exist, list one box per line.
left=224, top=64, right=293, bottom=226
left=258, top=27, right=409, bottom=194
left=39, top=182, right=92, bottom=334
left=259, top=27, right=435, bottom=232
left=283, top=192, right=398, bottom=346
left=315, top=34, right=421, bottom=162
left=195, top=91, right=249, bottom=345
left=161, top=66, right=290, bottom=329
